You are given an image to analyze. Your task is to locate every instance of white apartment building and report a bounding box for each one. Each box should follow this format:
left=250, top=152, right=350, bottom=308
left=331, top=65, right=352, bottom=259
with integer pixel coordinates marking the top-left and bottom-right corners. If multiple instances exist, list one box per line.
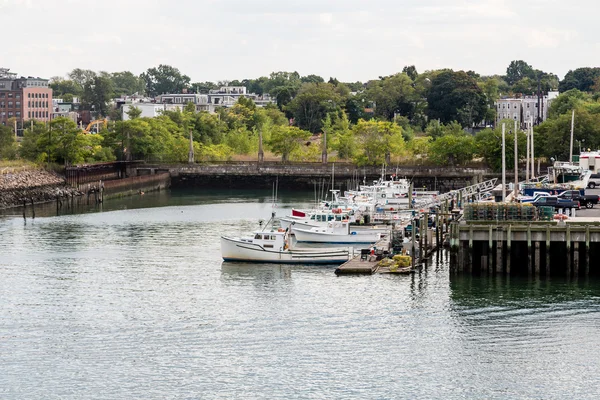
left=495, top=91, right=559, bottom=127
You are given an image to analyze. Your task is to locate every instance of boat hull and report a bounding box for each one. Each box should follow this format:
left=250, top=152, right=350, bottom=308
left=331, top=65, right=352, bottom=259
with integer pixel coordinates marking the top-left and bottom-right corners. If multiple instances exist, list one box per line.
left=220, top=236, right=351, bottom=264
left=293, top=227, right=382, bottom=244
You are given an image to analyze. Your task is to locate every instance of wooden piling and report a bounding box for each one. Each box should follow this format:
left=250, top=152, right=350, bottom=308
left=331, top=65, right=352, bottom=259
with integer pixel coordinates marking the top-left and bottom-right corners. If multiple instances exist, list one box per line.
left=566, top=224, right=571, bottom=278
left=527, top=225, right=532, bottom=275
left=573, top=242, right=579, bottom=278
left=30, top=198, right=35, bottom=219
left=586, top=229, right=591, bottom=276
left=22, top=199, right=26, bottom=222
left=468, top=225, right=473, bottom=273
left=488, top=225, right=493, bottom=274
left=535, top=242, right=540, bottom=276
left=545, top=225, right=550, bottom=276
left=506, top=224, right=512, bottom=275
left=496, top=227, right=503, bottom=274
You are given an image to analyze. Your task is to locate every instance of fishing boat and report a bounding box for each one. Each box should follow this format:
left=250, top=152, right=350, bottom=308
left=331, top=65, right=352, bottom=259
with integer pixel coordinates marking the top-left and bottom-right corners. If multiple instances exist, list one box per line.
left=220, top=228, right=352, bottom=264
left=293, top=220, right=386, bottom=244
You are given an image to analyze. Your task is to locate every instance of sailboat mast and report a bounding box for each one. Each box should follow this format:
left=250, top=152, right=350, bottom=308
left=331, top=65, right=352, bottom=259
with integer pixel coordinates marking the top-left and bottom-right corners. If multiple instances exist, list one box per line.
left=570, top=110, right=575, bottom=163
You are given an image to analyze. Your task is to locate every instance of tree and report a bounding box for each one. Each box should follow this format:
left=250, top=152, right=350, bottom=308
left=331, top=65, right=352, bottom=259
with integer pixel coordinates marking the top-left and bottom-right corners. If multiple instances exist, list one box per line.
left=365, top=73, right=416, bottom=121
left=506, top=60, right=535, bottom=85
left=68, top=68, right=97, bottom=89
left=191, top=81, right=218, bottom=94
left=286, top=82, right=342, bottom=133
left=141, top=64, right=191, bottom=96
left=559, top=67, right=600, bottom=93
left=426, top=70, right=487, bottom=128
left=301, top=74, right=325, bottom=84
left=402, top=65, right=418, bottom=81
left=268, top=125, right=311, bottom=162
left=49, top=77, right=83, bottom=97
left=326, top=112, right=356, bottom=160
left=35, top=117, right=89, bottom=164
left=263, top=71, right=301, bottom=109
left=352, top=120, right=405, bottom=165
left=126, top=106, right=142, bottom=120
left=475, top=122, right=526, bottom=171
left=548, top=89, right=589, bottom=119
left=428, top=130, right=476, bottom=166
left=111, top=71, right=146, bottom=96
left=81, top=75, right=114, bottom=116
left=0, top=125, right=17, bottom=160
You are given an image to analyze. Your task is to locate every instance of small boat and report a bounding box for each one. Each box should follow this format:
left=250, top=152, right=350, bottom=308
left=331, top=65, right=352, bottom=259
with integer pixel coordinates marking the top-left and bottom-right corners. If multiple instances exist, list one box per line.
left=220, top=228, right=352, bottom=264
left=293, top=220, right=385, bottom=244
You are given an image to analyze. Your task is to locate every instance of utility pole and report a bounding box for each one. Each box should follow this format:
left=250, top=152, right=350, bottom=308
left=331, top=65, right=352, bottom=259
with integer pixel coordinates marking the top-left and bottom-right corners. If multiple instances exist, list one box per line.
left=258, top=126, right=264, bottom=163
left=502, top=123, right=506, bottom=202
left=530, top=123, right=535, bottom=179
left=526, top=121, right=530, bottom=183
left=188, top=128, right=194, bottom=164
left=514, top=120, right=518, bottom=199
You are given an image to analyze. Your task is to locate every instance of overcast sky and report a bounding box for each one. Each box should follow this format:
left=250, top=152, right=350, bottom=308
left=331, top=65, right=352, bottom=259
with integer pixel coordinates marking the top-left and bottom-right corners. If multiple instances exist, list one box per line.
left=1, top=0, right=597, bottom=82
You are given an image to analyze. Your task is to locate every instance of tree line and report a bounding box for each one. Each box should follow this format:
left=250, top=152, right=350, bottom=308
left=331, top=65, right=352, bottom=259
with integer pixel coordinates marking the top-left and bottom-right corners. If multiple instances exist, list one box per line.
left=2, top=60, right=600, bottom=169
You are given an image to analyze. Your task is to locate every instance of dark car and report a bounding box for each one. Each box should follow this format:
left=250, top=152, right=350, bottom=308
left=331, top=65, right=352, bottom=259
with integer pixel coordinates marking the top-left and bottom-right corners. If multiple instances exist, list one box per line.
left=531, top=196, right=579, bottom=210
left=557, top=190, right=599, bottom=209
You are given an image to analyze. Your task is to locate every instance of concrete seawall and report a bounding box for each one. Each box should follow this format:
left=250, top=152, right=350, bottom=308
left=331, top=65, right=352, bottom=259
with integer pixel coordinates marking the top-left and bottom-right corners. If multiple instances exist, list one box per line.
left=102, top=173, right=171, bottom=200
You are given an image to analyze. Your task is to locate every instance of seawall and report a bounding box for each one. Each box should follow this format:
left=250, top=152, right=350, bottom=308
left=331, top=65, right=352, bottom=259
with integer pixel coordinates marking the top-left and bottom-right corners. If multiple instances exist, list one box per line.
left=0, top=168, right=82, bottom=209
left=102, top=173, right=171, bottom=200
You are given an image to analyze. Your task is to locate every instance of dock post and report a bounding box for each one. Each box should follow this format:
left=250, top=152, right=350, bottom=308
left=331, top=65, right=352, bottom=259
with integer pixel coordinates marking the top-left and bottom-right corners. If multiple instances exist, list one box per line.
left=30, top=198, right=35, bottom=219
left=566, top=224, right=571, bottom=278
left=527, top=225, right=532, bottom=276
left=419, top=216, right=424, bottom=260
left=586, top=225, right=590, bottom=277
left=22, top=199, right=26, bottom=223
left=411, top=217, right=417, bottom=268
left=488, top=225, right=493, bottom=274
left=546, top=225, right=551, bottom=276
left=424, top=213, right=429, bottom=257
left=574, top=242, right=579, bottom=278
left=506, top=225, right=511, bottom=275
left=496, top=227, right=503, bottom=274
left=535, top=241, right=540, bottom=276
left=468, top=225, right=473, bottom=273
left=435, top=214, right=440, bottom=250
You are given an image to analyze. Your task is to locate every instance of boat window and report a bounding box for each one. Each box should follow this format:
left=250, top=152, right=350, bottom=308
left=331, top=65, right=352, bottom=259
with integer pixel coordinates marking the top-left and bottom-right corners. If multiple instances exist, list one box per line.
left=264, top=244, right=273, bottom=248
left=328, top=215, right=334, bottom=221
left=254, top=234, right=262, bottom=239
left=270, top=235, right=276, bottom=241
left=310, top=215, right=316, bottom=220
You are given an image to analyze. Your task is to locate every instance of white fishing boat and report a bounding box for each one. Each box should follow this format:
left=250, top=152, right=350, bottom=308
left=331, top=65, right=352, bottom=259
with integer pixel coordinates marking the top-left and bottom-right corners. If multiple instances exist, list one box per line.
left=220, top=228, right=352, bottom=264
left=293, top=220, right=386, bottom=244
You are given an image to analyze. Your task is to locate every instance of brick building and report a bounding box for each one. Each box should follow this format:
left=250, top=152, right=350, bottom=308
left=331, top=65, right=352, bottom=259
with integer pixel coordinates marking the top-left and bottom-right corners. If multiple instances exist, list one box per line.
left=0, top=68, right=53, bottom=133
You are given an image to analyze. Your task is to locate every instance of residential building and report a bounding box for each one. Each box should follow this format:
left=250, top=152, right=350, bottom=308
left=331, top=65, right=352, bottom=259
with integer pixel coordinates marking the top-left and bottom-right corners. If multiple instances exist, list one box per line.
left=0, top=68, right=53, bottom=133
left=122, top=103, right=187, bottom=121
left=495, top=91, right=559, bottom=128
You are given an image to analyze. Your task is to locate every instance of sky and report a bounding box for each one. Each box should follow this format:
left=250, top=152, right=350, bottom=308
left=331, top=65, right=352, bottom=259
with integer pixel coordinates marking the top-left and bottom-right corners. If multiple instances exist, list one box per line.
left=1, top=0, right=597, bottom=83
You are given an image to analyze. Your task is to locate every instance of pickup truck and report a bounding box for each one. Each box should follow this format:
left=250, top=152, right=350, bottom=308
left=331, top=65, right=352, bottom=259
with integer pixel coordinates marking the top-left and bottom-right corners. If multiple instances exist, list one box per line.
left=557, top=190, right=600, bottom=209
left=531, top=196, right=579, bottom=210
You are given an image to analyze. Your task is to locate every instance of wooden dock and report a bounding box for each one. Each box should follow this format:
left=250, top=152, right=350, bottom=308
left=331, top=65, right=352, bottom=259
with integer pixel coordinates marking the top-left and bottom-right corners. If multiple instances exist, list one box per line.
left=335, top=217, right=443, bottom=275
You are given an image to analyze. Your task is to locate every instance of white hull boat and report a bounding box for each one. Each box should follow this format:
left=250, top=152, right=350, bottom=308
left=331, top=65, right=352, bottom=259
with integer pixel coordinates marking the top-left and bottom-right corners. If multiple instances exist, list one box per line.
left=220, top=230, right=351, bottom=264
left=293, top=221, right=385, bottom=244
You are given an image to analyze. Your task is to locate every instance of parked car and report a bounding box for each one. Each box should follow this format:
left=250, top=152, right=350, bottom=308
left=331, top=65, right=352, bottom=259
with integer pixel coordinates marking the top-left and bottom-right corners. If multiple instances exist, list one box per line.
left=557, top=190, right=600, bottom=209
left=588, top=173, right=600, bottom=189
left=531, top=196, right=579, bottom=210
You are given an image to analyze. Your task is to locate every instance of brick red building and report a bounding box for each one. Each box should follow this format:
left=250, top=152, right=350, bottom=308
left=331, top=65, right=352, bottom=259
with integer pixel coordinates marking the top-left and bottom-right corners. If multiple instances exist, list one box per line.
left=0, top=68, right=53, bottom=132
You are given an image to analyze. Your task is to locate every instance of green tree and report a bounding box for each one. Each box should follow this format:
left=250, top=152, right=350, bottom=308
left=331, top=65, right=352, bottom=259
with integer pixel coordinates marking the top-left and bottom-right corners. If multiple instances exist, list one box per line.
left=49, top=77, right=83, bottom=97
left=352, top=120, right=405, bottom=165
left=68, top=68, right=97, bottom=89
left=287, top=82, right=342, bottom=133
left=264, top=71, right=301, bottom=109
left=474, top=122, right=526, bottom=171
left=402, top=65, right=418, bottom=81
left=301, top=74, right=325, bottom=84
left=506, top=60, right=535, bottom=85
left=426, top=70, right=487, bottom=128
left=268, top=125, right=311, bottom=162
left=141, top=64, right=191, bottom=96
left=0, top=125, right=17, bottom=160
left=428, top=131, right=476, bottom=166
left=548, top=89, right=590, bottom=119
left=365, top=73, right=416, bottom=121
left=191, top=81, right=218, bottom=94
left=81, top=75, right=115, bottom=116
left=111, top=71, right=146, bottom=96
left=559, top=68, right=600, bottom=93
left=36, top=117, right=89, bottom=164
left=126, top=106, right=142, bottom=120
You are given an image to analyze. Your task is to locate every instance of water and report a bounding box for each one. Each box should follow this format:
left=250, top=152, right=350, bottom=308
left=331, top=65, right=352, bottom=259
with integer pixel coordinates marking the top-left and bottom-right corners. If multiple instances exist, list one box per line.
left=1, top=189, right=600, bottom=399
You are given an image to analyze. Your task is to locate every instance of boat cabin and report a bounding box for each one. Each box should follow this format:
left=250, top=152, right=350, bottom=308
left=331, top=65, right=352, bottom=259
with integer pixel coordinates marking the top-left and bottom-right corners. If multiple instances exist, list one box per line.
left=248, top=230, right=288, bottom=250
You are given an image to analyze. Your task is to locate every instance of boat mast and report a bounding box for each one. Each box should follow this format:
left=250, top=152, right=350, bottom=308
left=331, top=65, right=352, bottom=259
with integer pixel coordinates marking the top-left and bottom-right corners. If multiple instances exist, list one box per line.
left=514, top=120, right=518, bottom=199
left=570, top=110, right=575, bottom=163
left=502, top=123, right=506, bottom=202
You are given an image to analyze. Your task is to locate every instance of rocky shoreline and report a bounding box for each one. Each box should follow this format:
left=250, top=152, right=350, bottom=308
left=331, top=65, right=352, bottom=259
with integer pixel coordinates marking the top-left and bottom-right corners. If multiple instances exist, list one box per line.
left=0, top=169, right=82, bottom=209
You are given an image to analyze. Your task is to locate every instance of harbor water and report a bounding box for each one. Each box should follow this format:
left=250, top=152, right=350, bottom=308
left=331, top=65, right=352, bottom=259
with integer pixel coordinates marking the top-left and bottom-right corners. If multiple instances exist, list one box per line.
left=1, top=189, right=600, bottom=399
